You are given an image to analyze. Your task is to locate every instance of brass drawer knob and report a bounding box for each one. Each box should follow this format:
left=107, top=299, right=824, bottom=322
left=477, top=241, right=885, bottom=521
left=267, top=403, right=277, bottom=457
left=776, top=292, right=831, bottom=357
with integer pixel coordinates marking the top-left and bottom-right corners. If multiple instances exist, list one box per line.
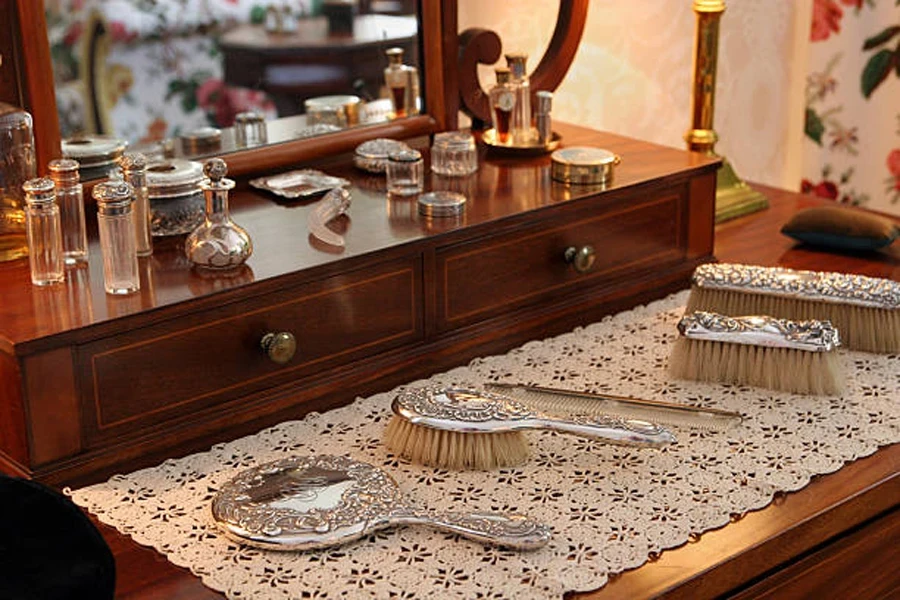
left=564, top=245, right=595, bottom=273
left=260, top=332, right=297, bottom=364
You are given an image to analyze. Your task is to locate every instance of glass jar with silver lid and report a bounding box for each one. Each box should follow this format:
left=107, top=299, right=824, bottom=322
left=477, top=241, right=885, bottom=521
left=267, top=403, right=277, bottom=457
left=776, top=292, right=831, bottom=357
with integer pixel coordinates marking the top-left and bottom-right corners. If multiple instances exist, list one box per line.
left=145, top=159, right=206, bottom=236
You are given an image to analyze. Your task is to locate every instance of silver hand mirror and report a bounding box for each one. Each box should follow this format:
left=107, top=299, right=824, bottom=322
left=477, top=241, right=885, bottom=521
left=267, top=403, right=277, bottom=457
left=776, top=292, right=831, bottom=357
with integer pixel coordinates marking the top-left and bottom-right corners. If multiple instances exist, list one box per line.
left=211, top=454, right=551, bottom=551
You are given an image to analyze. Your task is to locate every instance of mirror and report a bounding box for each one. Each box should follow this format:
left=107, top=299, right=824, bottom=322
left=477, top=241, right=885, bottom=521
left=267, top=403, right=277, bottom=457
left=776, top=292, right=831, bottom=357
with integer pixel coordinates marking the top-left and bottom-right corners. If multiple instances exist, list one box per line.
left=9, top=0, right=454, bottom=179
left=44, top=0, right=427, bottom=173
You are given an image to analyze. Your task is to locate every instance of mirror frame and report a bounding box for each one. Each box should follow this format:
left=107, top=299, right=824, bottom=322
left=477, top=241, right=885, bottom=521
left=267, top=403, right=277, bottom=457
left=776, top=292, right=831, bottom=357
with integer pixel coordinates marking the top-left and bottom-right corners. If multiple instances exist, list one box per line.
left=7, top=0, right=459, bottom=178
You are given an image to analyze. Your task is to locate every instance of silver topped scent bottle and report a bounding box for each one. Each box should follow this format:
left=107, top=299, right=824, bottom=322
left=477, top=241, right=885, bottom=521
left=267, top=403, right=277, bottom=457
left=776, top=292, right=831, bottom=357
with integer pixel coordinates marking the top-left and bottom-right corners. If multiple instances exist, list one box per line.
left=118, top=153, right=153, bottom=257
left=505, top=52, right=534, bottom=146
left=92, top=181, right=140, bottom=295
left=47, top=158, right=88, bottom=265
left=22, top=177, right=64, bottom=286
left=185, top=158, right=253, bottom=270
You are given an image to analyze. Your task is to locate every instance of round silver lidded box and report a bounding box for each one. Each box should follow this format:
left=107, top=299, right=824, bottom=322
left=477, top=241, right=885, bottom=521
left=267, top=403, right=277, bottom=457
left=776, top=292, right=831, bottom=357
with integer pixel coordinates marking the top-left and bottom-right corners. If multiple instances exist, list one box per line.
left=550, top=146, right=621, bottom=185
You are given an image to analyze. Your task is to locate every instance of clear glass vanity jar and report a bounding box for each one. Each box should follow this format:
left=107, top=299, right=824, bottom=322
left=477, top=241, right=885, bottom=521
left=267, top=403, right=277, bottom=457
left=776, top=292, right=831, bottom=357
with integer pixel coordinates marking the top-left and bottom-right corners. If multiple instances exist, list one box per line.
left=386, top=149, right=424, bottom=196
left=92, top=181, right=140, bottom=295
left=48, top=158, right=88, bottom=265
left=22, top=177, right=64, bottom=286
left=145, top=159, right=205, bottom=236
left=0, top=102, right=35, bottom=262
left=430, top=131, right=478, bottom=177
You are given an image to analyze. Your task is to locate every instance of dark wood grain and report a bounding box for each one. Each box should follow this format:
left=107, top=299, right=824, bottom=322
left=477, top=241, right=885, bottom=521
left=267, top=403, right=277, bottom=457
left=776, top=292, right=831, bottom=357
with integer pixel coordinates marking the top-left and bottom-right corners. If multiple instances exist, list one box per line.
left=85, top=182, right=899, bottom=600
left=0, top=123, right=717, bottom=487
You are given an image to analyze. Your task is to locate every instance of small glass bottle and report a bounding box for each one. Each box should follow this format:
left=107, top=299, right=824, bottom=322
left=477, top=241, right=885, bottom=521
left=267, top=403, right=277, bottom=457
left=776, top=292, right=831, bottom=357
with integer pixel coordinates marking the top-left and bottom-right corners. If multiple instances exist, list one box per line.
left=92, top=181, right=140, bottom=295
left=384, top=47, right=419, bottom=119
left=386, top=149, right=424, bottom=196
left=118, top=153, right=153, bottom=257
left=535, top=90, right=553, bottom=146
left=23, top=178, right=64, bottom=286
left=48, top=158, right=88, bottom=265
left=0, top=102, right=36, bottom=262
left=505, top=52, right=534, bottom=145
left=185, top=158, right=253, bottom=270
left=489, top=67, right=516, bottom=145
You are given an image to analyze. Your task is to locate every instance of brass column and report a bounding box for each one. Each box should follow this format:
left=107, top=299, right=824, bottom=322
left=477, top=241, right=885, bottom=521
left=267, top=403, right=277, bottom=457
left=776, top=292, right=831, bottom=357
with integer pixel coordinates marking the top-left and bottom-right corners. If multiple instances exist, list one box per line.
left=685, top=0, right=768, bottom=223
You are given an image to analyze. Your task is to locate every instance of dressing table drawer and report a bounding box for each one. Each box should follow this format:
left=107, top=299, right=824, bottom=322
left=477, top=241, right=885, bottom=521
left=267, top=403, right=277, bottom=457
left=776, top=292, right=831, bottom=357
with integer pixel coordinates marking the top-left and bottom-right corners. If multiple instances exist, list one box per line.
left=77, top=257, right=423, bottom=444
left=435, top=188, right=685, bottom=331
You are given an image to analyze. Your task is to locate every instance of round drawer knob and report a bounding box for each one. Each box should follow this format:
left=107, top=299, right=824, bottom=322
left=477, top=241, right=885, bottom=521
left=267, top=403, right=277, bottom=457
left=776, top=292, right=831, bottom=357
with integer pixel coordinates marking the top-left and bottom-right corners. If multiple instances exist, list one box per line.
left=564, top=245, right=595, bottom=273
left=260, top=331, right=296, bottom=364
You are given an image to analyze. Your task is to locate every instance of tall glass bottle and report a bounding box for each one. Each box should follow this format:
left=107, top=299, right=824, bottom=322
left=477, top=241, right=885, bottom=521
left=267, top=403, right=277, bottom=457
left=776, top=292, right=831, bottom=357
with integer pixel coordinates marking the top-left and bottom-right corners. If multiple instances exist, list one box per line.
left=384, top=47, right=419, bottom=119
left=48, top=158, right=88, bottom=265
left=505, top=52, right=534, bottom=145
left=22, top=178, right=64, bottom=286
left=92, top=181, right=140, bottom=295
left=118, top=153, right=153, bottom=257
left=0, top=102, right=36, bottom=262
left=489, top=67, right=516, bottom=145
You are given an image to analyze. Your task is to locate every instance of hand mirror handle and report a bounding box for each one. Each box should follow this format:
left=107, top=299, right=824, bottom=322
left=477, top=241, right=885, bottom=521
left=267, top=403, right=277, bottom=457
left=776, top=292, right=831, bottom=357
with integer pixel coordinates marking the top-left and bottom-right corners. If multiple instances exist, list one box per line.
left=390, top=507, right=551, bottom=550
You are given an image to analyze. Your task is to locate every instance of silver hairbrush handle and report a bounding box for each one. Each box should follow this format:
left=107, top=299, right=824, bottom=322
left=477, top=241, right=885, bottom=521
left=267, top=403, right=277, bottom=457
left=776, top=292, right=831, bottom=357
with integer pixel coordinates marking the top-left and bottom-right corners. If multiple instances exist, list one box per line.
left=395, top=510, right=551, bottom=550
left=530, top=414, right=676, bottom=448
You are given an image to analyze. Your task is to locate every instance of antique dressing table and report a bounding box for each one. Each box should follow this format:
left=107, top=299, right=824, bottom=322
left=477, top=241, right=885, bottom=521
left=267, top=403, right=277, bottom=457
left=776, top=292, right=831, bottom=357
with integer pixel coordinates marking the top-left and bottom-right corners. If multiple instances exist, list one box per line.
left=1, top=0, right=897, bottom=597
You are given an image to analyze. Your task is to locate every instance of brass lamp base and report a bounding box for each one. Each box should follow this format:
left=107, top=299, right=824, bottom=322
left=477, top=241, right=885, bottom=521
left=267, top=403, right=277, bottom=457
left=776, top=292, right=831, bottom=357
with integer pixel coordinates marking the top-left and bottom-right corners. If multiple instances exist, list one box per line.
left=714, top=156, right=768, bottom=223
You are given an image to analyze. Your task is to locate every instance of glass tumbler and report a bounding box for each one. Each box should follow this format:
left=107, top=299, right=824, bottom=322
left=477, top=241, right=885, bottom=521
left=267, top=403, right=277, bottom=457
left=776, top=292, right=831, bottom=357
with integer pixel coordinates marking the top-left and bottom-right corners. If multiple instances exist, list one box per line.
left=92, top=181, right=140, bottom=295
left=431, top=131, right=478, bottom=176
left=386, top=149, right=424, bottom=196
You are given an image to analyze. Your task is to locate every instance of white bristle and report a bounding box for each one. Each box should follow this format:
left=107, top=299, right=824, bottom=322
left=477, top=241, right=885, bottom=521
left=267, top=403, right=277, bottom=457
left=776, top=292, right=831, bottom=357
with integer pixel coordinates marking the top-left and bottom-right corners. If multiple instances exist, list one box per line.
left=383, top=415, right=531, bottom=470
left=668, top=336, right=843, bottom=396
left=687, top=286, right=899, bottom=354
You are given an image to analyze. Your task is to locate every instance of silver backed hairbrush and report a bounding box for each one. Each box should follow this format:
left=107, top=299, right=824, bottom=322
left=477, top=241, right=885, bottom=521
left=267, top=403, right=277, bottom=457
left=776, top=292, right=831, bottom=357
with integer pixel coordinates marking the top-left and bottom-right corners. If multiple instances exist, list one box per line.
left=384, top=386, right=675, bottom=470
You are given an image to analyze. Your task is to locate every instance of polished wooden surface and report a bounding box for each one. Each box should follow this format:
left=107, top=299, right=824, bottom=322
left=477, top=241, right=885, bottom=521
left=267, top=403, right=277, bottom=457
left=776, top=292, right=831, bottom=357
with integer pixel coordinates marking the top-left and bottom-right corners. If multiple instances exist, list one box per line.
left=0, top=122, right=717, bottom=486
left=89, top=184, right=899, bottom=600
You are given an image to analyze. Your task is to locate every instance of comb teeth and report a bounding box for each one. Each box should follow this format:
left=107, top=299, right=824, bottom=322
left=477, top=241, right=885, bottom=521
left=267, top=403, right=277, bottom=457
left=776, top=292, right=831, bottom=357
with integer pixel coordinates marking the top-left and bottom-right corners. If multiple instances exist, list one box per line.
left=484, top=383, right=742, bottom=432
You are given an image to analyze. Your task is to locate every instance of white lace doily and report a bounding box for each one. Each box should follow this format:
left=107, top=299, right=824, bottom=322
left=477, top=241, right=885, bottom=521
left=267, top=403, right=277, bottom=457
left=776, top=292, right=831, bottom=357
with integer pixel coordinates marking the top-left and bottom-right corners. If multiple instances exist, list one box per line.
left=69, top=291, right=899, bottom=599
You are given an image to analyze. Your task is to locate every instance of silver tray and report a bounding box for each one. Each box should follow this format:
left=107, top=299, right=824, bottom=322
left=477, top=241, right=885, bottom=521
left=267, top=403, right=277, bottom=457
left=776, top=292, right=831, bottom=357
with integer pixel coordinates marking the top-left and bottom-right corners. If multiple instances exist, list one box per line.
left=250, top=169, right=350, bottom=199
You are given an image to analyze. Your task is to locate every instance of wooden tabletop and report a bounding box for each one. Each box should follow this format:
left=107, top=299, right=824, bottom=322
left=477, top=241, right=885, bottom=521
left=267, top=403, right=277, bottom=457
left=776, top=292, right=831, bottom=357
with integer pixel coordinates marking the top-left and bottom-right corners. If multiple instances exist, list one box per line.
left=90, top=183, right=899, bottom=599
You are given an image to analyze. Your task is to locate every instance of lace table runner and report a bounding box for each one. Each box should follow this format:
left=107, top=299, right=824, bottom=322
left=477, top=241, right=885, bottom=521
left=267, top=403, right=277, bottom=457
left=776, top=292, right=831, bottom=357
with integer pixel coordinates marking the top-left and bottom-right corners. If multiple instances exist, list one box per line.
left=69, top=291, right=899, bottom=599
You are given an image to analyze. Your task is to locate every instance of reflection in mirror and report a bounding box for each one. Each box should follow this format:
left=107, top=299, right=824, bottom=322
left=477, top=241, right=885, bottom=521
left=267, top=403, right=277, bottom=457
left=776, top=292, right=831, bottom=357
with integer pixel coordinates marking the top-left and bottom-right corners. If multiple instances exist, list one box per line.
left=44, top=0, right=421, bottom=173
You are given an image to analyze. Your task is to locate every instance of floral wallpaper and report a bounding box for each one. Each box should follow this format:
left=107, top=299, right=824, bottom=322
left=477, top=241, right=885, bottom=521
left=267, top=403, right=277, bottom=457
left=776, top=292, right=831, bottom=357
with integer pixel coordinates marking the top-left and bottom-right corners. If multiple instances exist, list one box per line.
left=46, top=0, right=276, bottom=143
left=802, top=0, right=900, bottom=213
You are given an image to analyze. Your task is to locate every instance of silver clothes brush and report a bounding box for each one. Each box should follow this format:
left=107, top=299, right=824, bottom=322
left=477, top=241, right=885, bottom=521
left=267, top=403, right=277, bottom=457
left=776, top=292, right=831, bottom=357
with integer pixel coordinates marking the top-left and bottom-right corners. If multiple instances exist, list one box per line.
left=669, top=311, right=843, bottom=395
left=384, top=386, right=675, bottom=470
left=485, top=382, right=743, bottom=432
left=686, top=263, right=899, bottom=353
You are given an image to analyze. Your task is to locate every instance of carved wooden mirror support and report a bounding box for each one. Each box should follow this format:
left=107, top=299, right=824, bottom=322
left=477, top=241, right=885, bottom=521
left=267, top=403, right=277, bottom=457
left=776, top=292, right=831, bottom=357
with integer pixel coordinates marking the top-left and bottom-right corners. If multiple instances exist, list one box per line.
left=457, top=0, right=588, bottom=127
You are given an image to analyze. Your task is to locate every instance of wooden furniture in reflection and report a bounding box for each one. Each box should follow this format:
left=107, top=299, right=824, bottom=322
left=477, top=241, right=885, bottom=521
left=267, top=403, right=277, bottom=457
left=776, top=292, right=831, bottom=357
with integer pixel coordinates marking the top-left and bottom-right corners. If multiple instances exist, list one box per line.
left=92, top=182, right=900, bottom=600
left=0, top=122, right=718, bottom=487
left=220, top=14, right=419, bottom=117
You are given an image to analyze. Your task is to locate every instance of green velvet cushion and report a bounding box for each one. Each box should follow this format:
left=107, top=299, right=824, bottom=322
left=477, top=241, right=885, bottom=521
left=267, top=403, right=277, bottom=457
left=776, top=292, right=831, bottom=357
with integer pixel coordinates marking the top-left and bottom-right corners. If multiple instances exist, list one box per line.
left=781, top=206, right=900, bottom=250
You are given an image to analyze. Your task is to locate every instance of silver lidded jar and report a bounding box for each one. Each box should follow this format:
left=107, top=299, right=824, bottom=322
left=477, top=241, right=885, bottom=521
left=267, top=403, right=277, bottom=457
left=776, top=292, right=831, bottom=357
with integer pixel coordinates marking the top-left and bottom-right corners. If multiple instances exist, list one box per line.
left=0, top=102, right=36, bottom=262
left=386, top=149, right=424, bottom=196
left=92, top=181, right=140, bottom=295
left=185, top=158, right=253, bottom=271
left=48, top=158, right=88, bottom=265
left=22, top=177, right=64, bottom=286
left=118, top=152, right=153, bottom=256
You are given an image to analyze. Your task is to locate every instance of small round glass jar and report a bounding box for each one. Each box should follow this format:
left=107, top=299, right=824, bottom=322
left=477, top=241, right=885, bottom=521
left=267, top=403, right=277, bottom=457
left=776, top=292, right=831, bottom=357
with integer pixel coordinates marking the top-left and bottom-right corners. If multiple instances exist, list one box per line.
left=386, top=149, right=424, bottom=196
left=145, top=159, right=205, bottom=236
left=431, top=131, right=478, bottom=176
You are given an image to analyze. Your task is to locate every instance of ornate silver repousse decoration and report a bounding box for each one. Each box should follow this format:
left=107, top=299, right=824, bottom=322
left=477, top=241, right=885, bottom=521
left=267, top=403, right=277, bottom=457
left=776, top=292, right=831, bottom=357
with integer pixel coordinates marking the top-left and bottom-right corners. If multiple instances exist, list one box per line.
left=392, top=386, right=675, bottom=447
left=692, top=263, right=900, bottom=309
left=211, top=454, right=551, bottom=551
left=677, top=311, right=841, bottom=352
